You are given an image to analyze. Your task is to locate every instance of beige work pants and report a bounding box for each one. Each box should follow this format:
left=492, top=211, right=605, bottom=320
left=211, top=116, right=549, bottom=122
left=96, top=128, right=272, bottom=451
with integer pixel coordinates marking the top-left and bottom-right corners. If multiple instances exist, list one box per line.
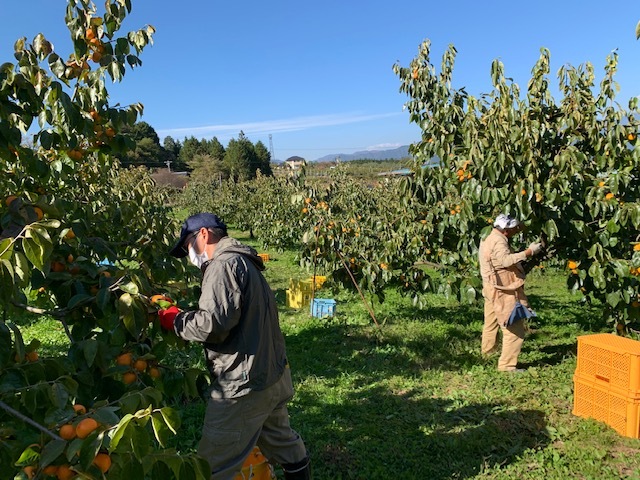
left=482, top=296, right=526, bottom=371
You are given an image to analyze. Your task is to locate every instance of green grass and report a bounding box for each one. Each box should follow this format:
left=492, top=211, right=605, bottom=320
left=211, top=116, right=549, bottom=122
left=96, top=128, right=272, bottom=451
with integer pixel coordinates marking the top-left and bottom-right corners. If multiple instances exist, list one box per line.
left=14, top=232, right=640, bottom=479
left=248, top=234, right=640, bottom=479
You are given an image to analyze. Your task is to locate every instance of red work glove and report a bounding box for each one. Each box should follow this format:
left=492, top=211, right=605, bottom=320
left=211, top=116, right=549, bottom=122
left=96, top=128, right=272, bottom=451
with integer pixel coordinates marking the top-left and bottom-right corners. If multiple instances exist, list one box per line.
left=158, top=305, right=180, bottom=331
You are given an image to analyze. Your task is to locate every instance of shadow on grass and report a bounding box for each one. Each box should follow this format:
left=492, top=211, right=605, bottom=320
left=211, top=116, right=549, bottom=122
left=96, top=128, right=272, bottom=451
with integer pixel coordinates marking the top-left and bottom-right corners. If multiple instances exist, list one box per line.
left=283, top=290, right=607, bottom=378
left=519, top=342, right=578, bottom=369
left=282, top=318, right=550, bottom=478
left=285, top=306, right=485, bottom=377
left=273, top=287, right=288, bottom=307
left=291, top=382, right=548, bottom=479
left=277, top=281, right=613, bottom=477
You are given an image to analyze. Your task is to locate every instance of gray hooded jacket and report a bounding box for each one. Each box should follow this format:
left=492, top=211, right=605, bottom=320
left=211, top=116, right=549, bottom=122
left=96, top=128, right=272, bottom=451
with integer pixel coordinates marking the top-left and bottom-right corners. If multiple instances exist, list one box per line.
left=173, top=237, right=287, bottom=399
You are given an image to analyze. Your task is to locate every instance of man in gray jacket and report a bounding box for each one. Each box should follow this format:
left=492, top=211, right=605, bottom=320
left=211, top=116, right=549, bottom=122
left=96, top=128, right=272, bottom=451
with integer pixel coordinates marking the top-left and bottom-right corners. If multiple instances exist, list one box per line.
left=160, top=213, right=310, bottom=479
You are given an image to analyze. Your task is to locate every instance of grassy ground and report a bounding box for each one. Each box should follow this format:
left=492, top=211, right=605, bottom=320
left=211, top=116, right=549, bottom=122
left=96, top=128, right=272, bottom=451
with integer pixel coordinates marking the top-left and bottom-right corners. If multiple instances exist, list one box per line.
left=15, top=231, right=640, bottom=479
left=247, top=233, right=640, bottom=479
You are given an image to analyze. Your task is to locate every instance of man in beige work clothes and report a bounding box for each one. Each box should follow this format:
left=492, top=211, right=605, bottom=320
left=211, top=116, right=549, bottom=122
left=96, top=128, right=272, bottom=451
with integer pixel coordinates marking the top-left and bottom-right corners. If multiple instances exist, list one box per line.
left=479, top=214, right=543, bottom=372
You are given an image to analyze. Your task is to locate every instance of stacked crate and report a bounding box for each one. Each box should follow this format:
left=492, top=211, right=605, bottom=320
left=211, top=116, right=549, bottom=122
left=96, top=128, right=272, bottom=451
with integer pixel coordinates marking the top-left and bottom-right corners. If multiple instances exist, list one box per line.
left=285, top=276, right=329, bottom=309
left=573, top=333, right=640, bottom=438
left=286, top=279, right=314, bottom=309
left=309, top=275, right=327, bottom=289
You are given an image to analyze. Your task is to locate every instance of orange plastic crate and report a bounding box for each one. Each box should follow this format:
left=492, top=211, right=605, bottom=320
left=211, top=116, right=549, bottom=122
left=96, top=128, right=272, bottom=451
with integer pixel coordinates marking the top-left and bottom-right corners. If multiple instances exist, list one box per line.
left=258, top=253, right=270, bottom=262
left=575, top=333, right=640, bottom=396
left=233, top=446, right=274, bottom=480
left=308, top=275, right=327, bottom=289
left=573, top=374, right=640, bottom=438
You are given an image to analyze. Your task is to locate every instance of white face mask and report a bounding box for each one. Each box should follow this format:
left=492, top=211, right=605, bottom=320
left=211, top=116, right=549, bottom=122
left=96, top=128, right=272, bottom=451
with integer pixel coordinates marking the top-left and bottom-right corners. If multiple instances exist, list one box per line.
left=188, top=243, right=209, bottom=268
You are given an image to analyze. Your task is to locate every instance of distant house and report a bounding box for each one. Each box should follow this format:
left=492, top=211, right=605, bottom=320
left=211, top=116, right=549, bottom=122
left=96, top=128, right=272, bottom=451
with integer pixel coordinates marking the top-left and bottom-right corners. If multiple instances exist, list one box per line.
left=151, top=168, right=189, bottom=189
left=284, top=156, right=306, bottom=170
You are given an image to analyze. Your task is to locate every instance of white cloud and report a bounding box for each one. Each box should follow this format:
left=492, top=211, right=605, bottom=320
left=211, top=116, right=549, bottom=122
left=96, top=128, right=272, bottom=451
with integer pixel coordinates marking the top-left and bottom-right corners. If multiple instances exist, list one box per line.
left=156, top=112, right=401, bottom=139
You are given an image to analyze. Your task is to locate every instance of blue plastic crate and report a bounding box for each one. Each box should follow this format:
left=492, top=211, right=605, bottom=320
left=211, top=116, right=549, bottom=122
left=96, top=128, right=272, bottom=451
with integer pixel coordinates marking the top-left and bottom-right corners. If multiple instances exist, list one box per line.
left=311, top=298, right=336, bottom=318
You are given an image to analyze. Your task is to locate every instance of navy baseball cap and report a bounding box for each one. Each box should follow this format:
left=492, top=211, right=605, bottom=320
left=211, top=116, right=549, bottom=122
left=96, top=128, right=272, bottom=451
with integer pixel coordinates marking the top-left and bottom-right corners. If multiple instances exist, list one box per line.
left=169, top=213, right=227, bottom=258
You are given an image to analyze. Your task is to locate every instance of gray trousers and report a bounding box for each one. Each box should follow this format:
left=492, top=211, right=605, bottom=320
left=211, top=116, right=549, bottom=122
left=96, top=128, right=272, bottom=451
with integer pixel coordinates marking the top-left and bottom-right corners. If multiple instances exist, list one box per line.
left=198, top=366, right=308, bottom=479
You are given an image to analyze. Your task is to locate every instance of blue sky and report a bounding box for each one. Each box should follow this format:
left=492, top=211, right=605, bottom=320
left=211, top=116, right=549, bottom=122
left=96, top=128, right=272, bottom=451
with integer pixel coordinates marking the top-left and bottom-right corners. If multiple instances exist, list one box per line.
left=2, top=1, right=640, bottom=161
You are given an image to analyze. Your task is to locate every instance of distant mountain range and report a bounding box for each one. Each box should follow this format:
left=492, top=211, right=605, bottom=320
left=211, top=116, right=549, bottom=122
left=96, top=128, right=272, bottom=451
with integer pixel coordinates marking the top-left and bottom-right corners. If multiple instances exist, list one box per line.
left=312, top=145, right=412, bottom=162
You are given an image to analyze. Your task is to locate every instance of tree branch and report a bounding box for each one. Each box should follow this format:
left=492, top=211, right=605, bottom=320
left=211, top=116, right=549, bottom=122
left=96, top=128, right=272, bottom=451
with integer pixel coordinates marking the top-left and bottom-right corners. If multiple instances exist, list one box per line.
left=0, top=400, right=64, bottom=442
left=334, top=250, right=381, bottom=330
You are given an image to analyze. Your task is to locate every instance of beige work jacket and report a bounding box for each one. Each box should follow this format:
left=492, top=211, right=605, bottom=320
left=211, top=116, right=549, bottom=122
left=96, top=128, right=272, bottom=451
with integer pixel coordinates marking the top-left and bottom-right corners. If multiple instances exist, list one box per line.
left=478, top=228, right=530, bottom=326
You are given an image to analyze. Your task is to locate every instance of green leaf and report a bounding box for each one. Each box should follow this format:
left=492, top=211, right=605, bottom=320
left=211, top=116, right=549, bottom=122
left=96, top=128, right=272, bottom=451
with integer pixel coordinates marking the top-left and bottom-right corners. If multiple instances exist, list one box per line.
left=14, top=444, right=40, bottom=467
left=120, top=281, right=139, bottom=295
left=93, top=406, right=121, bottom=426
left=0, top=262, right=15, bottom=297
left=606, top=291, right=621, bottom=308
left=543, top=219, right=559, bottom=242
left=588, top=262, right=606, bottom=290
left=636, top=20, right=640, bottom=40
left=38, top=219, right=62, bottom=229
left=159, top=406, right=181, bottom=435
left=77, top=434, right=102, bottom=469
left=0, top=238, right=13, bottom=261
left=82, top=338, right=98, bottom=367
left=67, top=294, right=93, bottom=310
left=480, top=225, right=492, bottom=239
left=119, top=391, right=142, bottom=414
left=22, top=236, right=45, bottom=271
left=151, top=412, right=170, bottom=447
left=115, top=37, right=130, bottom=55
left=610, top=260, right=628, bottom=278
left=130, top=421, right=152, bottom=459
left=14, top=37, right=25, bottom=52
left=48, top=382, right=70, bottom=409
left=630, top=204, right=640, bottom=228
left=155, top=299, right=173, bottom=309
left=65, top=437, right=84, bottom=462
left=119, top=458, right=145, bottom=478
left=161, top=455, right=184, bottom=480
left=118, top=292, right=137, bottom=335
left=587, top=242, right=603, bottom=259
left=140, top=386, right=163, bottom=406
left=109, top=413, right=134, bottom=448
left=96, top=288, right=111, bottom=312
left=7, top=322, right=25, bottom=361
left=40, top=440, right=67, bottom=467
left=606, top=219, right=620, bottom=234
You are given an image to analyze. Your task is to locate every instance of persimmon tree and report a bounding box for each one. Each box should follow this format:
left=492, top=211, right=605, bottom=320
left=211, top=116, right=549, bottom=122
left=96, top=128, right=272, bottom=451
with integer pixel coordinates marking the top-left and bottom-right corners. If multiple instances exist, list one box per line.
left=183, top=169, right=433, bottom=306
left=1, top=1, right=209, bottom=478
left=393, top=41, right=640, bottom=325
left=190, top=41, right=640, bottom=329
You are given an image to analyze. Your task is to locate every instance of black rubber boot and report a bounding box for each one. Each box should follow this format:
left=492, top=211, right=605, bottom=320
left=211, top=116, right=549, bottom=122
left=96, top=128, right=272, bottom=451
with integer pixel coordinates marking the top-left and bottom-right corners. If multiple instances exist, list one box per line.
left=282, top=455, right=311, bottom=480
